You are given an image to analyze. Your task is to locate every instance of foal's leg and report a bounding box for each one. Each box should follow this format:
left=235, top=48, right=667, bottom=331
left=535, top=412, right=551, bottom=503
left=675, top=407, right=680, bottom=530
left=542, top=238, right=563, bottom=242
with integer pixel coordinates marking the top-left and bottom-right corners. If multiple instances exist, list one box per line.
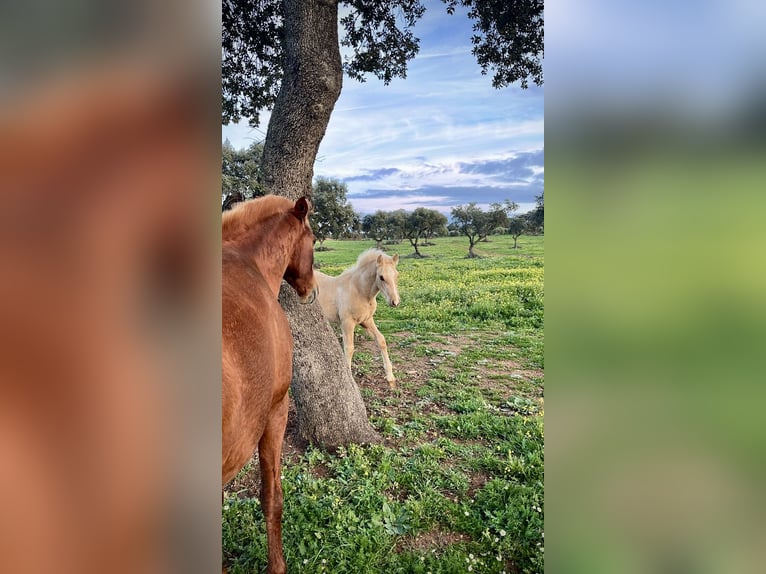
left=258, top=395, right=289, bottom=574
left=340, top=318, right=356, bottom=371
left=361, top=318, right=396, bottom=388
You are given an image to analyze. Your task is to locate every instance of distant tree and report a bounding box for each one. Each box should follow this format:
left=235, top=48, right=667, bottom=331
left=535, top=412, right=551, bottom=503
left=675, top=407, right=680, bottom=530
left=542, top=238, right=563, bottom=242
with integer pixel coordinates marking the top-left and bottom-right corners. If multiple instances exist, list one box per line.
left=508, top=214, right=527, bottom=248
left=450, top=203, right=484, bottom=257
left=385, top=210, right=408, bottom=243
left=311, top=177, right=355, bottom=250
left=362, top=211, right=389, bottom=248
left=489, top=200, right=517, bottom=238
left=451, top=200, right=517, bottom=257
left=423, top=209, right=448, bottom=244
left=526, top=191, right=544, bottom=233
left=347, top=212, right=363, bottom=239
left=401, top=208, right=448, bottom=256
left=222, top=139, right=264, bottom=211
left=403, top=208, right=431, bottom=257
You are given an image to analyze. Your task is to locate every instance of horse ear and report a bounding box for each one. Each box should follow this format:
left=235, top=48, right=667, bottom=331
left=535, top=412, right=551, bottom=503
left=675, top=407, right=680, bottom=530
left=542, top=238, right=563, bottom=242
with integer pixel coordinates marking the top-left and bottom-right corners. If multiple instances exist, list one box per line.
left=293, top=196, right=311, bottom=220
left=392, top=254, right=399, bottom=264
left=376, top=254, right=383, bottom=264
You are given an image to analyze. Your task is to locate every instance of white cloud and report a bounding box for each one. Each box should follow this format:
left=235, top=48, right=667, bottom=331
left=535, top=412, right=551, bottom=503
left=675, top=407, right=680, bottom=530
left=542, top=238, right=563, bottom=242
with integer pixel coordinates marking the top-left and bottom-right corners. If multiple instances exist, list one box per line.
left=348, top=194, right=452, bottom=214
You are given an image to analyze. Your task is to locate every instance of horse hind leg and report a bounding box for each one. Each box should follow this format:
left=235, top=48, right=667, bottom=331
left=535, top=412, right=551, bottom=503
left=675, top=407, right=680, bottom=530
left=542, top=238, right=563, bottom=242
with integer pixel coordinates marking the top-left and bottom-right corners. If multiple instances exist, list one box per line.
left=362, top=319, right=396, bottom=388
left=258, top=395, right=289, bottom=574
left=340, top=318, right=356, bottom=372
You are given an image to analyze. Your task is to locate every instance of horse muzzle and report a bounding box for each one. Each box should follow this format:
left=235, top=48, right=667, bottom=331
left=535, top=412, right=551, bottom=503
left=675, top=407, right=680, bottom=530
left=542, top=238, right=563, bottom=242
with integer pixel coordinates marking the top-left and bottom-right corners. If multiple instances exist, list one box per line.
left=300, top=285, right=318, bottom=305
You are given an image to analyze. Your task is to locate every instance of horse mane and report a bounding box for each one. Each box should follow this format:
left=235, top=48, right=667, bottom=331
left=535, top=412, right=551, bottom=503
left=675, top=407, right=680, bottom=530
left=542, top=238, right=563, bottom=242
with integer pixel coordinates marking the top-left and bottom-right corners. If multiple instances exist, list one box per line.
left=222, top=195, right=294, bottom=242
left=342, top=248, right=388, bottom=275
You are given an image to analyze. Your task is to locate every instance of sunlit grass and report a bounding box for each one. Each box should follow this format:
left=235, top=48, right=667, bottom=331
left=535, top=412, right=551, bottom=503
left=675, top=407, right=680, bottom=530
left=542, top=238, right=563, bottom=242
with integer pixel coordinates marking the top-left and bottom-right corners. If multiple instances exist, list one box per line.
left=224, top=233, right=544, bottom=574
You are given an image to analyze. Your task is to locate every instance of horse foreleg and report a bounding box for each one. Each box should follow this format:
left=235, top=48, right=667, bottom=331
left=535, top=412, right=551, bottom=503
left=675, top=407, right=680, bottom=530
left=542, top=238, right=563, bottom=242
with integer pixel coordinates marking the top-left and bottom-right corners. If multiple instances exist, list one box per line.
left=258, top=395, right=289, bottom=574
left=340, top=318, right=356, bottom=371
left=361, top=319, right=396, bottom=388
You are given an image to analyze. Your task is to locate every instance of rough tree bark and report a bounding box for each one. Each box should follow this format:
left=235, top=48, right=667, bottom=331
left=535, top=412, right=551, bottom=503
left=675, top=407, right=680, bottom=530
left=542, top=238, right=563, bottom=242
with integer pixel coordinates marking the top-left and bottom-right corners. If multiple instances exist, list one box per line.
left=278, top=286, right=379, bottom=448
left=409, top=235, right=423, bottom=257
left=261, top=0, right=380, bottom=447
left=467, top=236, right=478, bottom=258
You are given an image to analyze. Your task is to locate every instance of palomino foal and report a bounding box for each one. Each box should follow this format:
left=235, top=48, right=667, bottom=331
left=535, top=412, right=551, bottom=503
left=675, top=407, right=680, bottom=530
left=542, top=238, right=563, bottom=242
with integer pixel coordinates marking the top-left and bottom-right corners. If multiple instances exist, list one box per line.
left=222, top=195, right=317, bottom=574
left=315, top=249, right=400, bottom=388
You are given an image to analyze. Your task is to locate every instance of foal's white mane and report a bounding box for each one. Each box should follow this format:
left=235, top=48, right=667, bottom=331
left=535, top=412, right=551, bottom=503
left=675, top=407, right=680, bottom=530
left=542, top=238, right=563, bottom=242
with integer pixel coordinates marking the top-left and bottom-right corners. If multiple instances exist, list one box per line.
left=341, top=248, right=390, bottom=276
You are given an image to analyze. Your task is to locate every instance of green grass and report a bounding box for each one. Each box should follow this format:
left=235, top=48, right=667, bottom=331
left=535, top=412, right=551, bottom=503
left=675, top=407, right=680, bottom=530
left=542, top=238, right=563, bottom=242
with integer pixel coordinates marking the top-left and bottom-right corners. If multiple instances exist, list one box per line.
left=223, top=233, right=544, bottom=574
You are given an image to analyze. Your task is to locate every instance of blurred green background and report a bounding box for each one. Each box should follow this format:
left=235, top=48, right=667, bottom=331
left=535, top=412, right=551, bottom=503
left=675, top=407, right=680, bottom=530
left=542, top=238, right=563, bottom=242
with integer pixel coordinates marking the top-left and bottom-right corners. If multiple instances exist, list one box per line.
left=547, top=1, right=766, bottom=572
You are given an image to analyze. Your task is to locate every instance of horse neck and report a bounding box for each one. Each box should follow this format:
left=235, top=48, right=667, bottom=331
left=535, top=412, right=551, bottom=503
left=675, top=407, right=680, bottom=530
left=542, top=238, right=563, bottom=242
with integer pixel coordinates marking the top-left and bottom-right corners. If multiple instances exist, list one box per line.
left=236, top=216, right=297, bottom=297
left=353, top=259, right=379, bottom=301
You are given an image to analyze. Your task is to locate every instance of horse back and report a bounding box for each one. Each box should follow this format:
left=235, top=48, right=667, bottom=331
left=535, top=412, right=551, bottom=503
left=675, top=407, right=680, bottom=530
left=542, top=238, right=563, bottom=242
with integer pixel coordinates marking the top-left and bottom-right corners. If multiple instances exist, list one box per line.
left=221, top=249, right=292, bottom=485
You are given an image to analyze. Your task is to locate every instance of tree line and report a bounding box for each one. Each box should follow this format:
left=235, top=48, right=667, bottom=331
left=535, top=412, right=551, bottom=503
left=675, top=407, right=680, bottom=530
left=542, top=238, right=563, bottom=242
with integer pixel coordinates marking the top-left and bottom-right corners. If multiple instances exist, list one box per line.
left=222, top=140, right=543, bottom=257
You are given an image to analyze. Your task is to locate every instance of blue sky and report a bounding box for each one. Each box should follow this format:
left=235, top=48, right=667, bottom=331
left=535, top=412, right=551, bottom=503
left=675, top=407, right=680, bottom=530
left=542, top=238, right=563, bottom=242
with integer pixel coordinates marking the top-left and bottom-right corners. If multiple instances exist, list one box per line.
left=222, top=0, right=544, bottom=215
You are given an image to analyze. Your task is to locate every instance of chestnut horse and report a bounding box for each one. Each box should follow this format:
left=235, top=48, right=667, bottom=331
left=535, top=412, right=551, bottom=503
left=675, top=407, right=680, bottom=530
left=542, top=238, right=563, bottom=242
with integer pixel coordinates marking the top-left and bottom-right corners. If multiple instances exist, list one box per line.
left=1, top=63, right=211, bottom=573
left=222, top=195, right=317, bottom=574
left=315, top=249, right=400, bottom=388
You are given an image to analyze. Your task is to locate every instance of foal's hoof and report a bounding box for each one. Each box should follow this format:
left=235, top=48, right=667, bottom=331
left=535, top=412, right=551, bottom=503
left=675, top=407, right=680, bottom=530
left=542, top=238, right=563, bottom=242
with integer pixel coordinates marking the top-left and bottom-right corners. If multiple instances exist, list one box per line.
left=387, top=378, right=397, bottom=389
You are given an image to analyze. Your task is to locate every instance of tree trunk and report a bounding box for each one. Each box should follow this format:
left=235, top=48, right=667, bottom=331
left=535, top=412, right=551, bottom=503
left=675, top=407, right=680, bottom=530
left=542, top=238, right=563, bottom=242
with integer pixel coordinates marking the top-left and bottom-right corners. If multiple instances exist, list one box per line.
left=467, top=236, right=477, bottom=258
left=279, top=284, right=379, bottom=448
left=261, top=0, right=341, bottom=197
left=260, top=0, right=380, bottom=446
left=409, top=237, right=422, bottom=258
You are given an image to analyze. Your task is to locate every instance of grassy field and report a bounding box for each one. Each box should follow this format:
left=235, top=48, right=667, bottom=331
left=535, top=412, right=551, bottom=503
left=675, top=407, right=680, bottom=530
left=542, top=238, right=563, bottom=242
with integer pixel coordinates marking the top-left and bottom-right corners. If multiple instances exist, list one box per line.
left=223, top=234, right=544, bottom=574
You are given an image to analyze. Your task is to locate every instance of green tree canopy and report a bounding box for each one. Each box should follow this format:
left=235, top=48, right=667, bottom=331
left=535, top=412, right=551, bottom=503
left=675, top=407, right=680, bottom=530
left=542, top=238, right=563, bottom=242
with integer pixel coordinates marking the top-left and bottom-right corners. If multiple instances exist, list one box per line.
left=362, top=210, right=389, bottom=248
left=222, top=139, right=264, bottom=210
left=444, top=0, right=544, bottom=89
left=508, top=214, right=528, bottom=248
left=526, top=191, right=544, bottom=233
left=222, top=0, right=544, bottom=127
left=423, top=208, right=448, bottom=243
left=386, top=209, right=409, bottom=243
left=403, top=207, right=447, bottom=256
left=403, top=207, right=429, bottom=257
left=310, top=177, right=356, bottom=249
left=451, top=200, right=517, bottom=257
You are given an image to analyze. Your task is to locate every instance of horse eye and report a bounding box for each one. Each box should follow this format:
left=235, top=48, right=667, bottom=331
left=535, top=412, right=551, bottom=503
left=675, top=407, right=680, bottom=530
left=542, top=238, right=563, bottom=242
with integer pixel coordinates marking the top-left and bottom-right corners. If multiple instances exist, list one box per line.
left=379, top=275, right=385, bottom=282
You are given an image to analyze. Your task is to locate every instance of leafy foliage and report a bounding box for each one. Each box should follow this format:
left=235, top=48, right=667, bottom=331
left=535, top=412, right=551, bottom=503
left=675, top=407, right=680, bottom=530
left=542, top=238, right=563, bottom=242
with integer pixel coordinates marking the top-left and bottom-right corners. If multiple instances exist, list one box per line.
left=340, top=0, right=426, bottom=84
left=362, top=210, right=389, bottom=247
left=525, top=192, right=544, bottom=233
left=310, top=177, right=357, bottom=248
left=508, top=214, right=527, bottom=248
left=422, top=209, right=449, bottom=243
left=222, top=139, right=265, bottom=210
left=450, top=200, right=518, bottom=257
left=222, top=0, right=283, bottom=126
left=386, top=209, right=409, bottom=243
left=363, top=208, right=448, bottom=254
left=403, top=207, right=447, bottom=256
left=222, top=0, right=544, bottom=126
left=443, top=0, right=544, bottom=89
